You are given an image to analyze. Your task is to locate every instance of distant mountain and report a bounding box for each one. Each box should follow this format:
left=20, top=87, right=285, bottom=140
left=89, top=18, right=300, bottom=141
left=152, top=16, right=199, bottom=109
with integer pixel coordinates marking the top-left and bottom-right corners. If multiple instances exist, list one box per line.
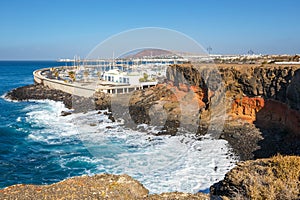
left=125, top=49, right=174, bottom=58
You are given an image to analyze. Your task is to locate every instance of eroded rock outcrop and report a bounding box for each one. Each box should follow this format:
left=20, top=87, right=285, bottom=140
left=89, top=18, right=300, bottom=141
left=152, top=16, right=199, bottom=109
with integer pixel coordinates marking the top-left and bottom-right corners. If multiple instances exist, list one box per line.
left=128, top=63, right=300, bottom=159
left=210, top=155, right=300, bottom=200
left=0, top=174, right=209, bottom=200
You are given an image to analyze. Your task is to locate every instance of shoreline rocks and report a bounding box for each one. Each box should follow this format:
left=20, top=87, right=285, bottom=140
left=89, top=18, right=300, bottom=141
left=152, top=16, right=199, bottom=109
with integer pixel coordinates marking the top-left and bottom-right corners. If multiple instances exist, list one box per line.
left=1, top=155, right=298, bottom=200
left=5, top=63, right=300, bottom=161
left=5, top=84, right=112, bottom=112
left=5, top=84, right=74, bottom=109
left=0, top=174, right=209, bottom=200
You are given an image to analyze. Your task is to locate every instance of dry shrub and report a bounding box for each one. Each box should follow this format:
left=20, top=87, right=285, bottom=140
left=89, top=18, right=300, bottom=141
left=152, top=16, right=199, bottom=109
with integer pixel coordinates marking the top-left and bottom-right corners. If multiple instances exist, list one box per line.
left=232, top=154, right=300, bottom=199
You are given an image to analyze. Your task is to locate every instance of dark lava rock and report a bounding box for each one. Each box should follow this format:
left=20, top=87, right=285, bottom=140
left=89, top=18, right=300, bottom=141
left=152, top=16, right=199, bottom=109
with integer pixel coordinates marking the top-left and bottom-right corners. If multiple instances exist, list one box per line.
left=6, top=84, right=73, bottom=109
left=61, top=111, right=72, bottom=116
left=5, top=84, right=111, bottom=111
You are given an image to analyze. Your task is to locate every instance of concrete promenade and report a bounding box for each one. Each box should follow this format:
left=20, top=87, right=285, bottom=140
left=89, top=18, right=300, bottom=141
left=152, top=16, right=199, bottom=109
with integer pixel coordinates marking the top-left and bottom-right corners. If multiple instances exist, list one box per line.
left=33, top=67, right=157, bottom=97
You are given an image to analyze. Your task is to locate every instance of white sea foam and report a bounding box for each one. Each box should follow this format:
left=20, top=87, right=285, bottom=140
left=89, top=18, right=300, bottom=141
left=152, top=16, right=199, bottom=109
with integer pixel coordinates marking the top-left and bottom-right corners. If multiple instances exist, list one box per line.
left=23, top=100, right=238, bottom=194
left=0, top=93, right=7, bottom=99
left=16, top=117, right=22, bottom=122
left=25, top=100, right=78, bottom=144
left=1, top=93, right=19, bottom=102
left=70, top=110, right=237, bottom=193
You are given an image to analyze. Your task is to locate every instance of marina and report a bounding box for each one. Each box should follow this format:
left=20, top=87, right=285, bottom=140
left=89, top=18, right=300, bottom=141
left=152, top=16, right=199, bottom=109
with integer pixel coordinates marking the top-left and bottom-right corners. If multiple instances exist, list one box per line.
left=34, top=58, right=187, bottom=96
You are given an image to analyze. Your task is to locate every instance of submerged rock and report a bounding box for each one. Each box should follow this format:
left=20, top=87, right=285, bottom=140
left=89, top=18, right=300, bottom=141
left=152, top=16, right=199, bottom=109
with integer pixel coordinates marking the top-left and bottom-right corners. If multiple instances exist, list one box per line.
left=61, top=111, right=72, bottom=116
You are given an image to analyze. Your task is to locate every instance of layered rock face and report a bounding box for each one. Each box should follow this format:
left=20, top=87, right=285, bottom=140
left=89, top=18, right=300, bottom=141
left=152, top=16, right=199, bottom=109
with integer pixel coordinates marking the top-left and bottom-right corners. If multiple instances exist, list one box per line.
left=166, top=63, right=300, bottom=132
left=166, top=64, right=299, bottom=121
left=126, top=63, right=300, bottom=159
left=221, top=65, right=300, bottom=135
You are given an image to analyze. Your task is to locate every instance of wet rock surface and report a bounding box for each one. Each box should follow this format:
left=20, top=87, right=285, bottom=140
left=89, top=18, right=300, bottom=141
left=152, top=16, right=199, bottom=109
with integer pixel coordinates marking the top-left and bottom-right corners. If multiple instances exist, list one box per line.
left=6, top=84, right=73, bottom=108
left=5, top=84, right=112, bottom=112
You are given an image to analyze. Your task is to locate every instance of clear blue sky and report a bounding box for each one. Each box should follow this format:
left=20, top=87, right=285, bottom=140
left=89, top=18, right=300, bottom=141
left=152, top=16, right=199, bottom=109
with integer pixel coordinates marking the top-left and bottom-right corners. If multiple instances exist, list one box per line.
left=0, top=0, right=300, bottom=60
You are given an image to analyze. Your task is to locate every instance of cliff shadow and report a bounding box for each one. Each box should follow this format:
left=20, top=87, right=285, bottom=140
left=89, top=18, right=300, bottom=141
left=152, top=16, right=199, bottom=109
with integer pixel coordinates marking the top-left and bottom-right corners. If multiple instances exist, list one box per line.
left=253, top=99, right=300, bottom=158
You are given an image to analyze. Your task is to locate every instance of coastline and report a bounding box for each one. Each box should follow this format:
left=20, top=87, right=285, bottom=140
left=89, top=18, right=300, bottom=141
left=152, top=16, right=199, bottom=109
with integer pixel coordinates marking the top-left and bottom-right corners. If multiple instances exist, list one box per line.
left=3, top=62, right=300, bottom=199
left=5, top=62, right=300, bottom=161
left=4, top=83, right=259, bottom=161
left=1, top=155, right=298, bottom=199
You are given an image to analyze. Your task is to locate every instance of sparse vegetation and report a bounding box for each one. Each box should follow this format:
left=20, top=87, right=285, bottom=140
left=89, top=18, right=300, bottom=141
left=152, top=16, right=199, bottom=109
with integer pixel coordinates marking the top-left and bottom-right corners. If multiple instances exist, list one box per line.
left=214, top=154, right=300, bottom=200
left=68, top=71, right=76, bottom=82
left=246, top=155, right=300, bottom=200
left=139, top=73, right=150, bottom=82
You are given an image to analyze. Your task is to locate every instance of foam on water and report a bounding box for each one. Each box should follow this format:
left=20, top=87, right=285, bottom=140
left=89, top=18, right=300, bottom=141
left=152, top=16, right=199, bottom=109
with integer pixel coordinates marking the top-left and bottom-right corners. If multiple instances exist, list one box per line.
left=1, top=93, right=19, bottom=103
left=22, top=100, right=237, bottom=194
left=25, top=100, right=77, bottom=145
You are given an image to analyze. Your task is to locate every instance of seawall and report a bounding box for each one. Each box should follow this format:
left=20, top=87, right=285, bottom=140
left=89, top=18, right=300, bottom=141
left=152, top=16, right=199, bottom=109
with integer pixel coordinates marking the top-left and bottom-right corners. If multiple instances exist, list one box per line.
left=33, top=68, right=95, bottom=97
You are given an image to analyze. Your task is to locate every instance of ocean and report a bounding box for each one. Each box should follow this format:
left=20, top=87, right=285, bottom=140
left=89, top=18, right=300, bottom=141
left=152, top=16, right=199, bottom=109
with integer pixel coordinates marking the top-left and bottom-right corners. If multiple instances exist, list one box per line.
left=0, top=61, right=237, bottom=194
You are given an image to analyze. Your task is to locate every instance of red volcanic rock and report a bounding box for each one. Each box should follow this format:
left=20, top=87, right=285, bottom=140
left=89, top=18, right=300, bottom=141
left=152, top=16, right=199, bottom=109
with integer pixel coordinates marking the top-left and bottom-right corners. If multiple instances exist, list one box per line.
left=256, top=100, right=300, bottom=137
left=178, top=83, right=189, bottom=92
left=230, top=97, right=265, bottom=123
left=190, top=85, right=201, bottom=93
left=230, top=97, right=299, bottom=136
left=164, top=84, right=207, bottom=108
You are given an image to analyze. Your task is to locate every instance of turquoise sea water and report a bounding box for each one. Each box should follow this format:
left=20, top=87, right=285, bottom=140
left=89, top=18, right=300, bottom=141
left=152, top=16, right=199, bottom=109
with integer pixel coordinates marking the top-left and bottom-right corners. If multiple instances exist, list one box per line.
left=0, top=61, right=237, bottom=194
left=0, top=61, right=91, bottom=186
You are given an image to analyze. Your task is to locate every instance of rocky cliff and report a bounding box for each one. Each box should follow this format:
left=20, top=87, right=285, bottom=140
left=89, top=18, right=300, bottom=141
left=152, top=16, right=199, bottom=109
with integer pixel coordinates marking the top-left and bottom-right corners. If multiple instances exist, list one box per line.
left=4, top=63, right=300, bottom=199
left=6, top=63, right=300, bottom=160
left=126, top=63, right=300, bottom=160
left=166, top=63, right=300, bottom=124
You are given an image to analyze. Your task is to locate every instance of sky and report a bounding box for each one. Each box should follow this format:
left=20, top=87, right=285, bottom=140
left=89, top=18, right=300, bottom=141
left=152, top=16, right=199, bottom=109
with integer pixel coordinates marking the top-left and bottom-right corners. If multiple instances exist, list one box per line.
left=0, top=0, right=300, bottom=60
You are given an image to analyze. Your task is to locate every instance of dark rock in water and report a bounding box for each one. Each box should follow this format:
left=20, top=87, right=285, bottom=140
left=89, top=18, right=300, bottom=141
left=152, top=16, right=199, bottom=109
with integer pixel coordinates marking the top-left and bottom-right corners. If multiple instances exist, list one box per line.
left=5, top=84, right=74, bottom=109
left=108, top=113, right=115, bottom=122
left=5, top=84, right=111, bottom=111
left=61, top=111, right=72, bottom=116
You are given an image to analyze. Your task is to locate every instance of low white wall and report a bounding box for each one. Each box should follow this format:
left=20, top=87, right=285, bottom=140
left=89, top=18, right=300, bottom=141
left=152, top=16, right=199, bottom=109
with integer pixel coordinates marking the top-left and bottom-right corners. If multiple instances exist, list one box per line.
left=33, top=68, right=95, bottom=97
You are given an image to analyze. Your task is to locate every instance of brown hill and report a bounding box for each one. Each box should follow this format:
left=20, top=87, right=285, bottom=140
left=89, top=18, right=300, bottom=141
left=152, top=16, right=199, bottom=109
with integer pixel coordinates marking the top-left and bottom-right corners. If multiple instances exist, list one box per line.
left=126, top=49, right=173, bottom=58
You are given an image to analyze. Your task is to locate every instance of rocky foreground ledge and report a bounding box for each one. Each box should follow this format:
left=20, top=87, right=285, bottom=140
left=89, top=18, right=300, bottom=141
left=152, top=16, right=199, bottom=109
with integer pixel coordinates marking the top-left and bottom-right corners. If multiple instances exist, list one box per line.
left=0, top=155, right=298, bottom=200
left=211, top=155, right=300, bottom=200
left=0, top=174, right=209, bottom=200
